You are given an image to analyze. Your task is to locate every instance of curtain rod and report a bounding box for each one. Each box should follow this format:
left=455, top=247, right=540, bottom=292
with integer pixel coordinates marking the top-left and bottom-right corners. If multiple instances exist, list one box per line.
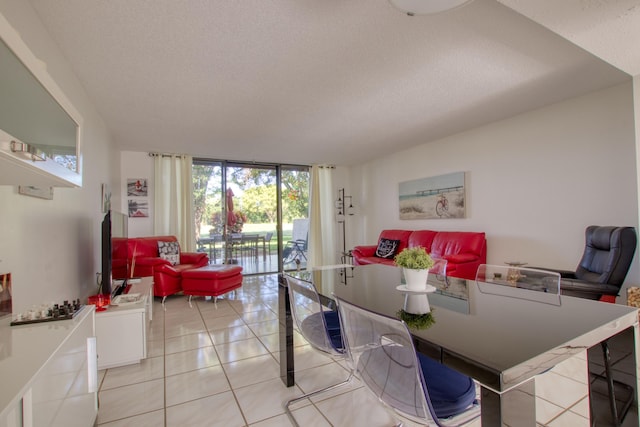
left=148, top=152, right=188, bottom=158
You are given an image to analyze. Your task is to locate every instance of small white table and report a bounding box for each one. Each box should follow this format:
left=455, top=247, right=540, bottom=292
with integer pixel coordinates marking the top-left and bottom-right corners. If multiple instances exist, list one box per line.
left=95, top=277, right=153, bottom=370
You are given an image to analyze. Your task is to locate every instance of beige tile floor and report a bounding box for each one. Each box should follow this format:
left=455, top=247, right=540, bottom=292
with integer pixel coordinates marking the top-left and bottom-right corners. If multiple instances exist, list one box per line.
left=96, top=274, right=637, bottom=426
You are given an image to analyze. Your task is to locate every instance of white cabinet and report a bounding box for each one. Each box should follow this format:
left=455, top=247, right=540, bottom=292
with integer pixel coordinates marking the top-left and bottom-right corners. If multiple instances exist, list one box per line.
left=96, top=277, right=153, bottom=369
left=0, top=305, right=97, bottom=427
left=0, top=11, right=82, bottom=187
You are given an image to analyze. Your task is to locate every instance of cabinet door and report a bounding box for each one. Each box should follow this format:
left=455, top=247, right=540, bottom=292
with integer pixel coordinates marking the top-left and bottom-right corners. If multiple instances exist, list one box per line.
left=29, top=315, right=97, bottom=426
left=96, top=311, right=145, bottom=369
left=0, top=15, right=83, bottom=187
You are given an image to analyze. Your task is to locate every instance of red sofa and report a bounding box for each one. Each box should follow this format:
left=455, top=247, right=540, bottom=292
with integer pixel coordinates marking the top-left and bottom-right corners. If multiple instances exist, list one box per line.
left=352, top=229, right=487, bottom=280
left=113, top=236, right=209, bottom=298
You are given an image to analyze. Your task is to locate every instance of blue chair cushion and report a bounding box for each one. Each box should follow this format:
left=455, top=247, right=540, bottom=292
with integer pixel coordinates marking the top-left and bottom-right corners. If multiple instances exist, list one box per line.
left=418, top=353, right=476, bottom=419
left=300, top=311, right=344, bottom=352
left=322, top=311, right=344, bottom=350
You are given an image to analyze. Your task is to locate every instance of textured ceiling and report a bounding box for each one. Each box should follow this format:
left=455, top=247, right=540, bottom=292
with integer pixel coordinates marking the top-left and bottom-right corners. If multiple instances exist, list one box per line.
left=28, top=0, right=632, bottom=166
left=498, top=0, right=640, bottom=76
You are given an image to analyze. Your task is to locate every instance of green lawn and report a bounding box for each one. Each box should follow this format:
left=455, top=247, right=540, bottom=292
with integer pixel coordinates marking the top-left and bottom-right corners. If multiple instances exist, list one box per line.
left=199, top=222, right=293, bottom=252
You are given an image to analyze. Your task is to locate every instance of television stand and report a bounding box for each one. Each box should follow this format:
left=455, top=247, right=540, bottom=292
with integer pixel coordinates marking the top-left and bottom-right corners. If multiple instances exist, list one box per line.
left=95, top=276, right=153, bottom=370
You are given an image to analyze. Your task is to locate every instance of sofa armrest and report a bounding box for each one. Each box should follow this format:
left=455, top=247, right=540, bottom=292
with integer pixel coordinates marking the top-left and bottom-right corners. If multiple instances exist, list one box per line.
left=181, top=252, right=209, bottom=266
left=131, top=256, right=179, bottom=279
left=134, top=256, right=172, bottom=268
left=353, top=245, right=377, bottom=258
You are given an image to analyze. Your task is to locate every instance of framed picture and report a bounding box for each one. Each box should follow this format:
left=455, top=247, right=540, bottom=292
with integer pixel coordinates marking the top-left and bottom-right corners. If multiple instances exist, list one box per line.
left=128, top=199, right=149, bottom=217
left=127, top=178, right=148, bottom=197
left=399, top=172, right=466, bottom=219
left=0, top=273, right=12, bottom=319
left=18, top=186, right=54, bottom=200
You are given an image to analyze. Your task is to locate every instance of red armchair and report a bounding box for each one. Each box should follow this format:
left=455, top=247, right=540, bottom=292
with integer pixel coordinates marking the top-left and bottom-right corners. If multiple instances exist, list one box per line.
left=125, top=236, right=209, bottom=298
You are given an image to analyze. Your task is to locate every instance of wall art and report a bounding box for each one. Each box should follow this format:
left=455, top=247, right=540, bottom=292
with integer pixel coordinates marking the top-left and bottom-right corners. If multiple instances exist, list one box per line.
left=399, top=172, right=465, bottom=219
left=127, top=178, right=148, bottom=197
left=18, top=185, right=53, bottom=200
left=128, top=199, right=149, bottom=218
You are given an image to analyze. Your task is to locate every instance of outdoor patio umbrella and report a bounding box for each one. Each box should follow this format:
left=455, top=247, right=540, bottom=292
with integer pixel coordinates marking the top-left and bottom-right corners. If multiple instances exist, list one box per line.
left=226, top=188, right=236, bottom=229
left=225, top=188, right=237, bottom=263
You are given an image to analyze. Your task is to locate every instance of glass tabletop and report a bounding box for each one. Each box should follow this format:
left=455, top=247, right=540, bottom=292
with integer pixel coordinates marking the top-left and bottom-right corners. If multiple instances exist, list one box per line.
left=285, top=264, right=638, bottom=393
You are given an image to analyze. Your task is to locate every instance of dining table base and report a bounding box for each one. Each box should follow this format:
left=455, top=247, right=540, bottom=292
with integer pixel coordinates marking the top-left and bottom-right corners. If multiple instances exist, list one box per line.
left=279, top=274, right=295, bottom=387
left=480, top=381, right=536, bottom=426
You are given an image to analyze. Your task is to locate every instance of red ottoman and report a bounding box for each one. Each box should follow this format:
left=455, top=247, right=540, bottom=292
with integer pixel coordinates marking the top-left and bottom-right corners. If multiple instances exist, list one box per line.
left=181, top=265, right=243, bottom=301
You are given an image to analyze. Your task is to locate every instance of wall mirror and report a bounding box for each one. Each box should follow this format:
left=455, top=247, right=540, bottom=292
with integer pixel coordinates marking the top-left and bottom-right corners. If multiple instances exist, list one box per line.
left=0, top=12, right=82, bottom=187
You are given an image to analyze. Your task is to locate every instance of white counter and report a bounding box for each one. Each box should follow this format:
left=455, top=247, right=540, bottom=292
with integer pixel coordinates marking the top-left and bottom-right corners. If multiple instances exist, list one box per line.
left=0, top=304, right=97, bottom=426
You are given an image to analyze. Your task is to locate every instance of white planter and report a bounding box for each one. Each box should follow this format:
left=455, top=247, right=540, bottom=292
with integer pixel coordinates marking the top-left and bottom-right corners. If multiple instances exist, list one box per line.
left=404, top=268, right=429, bottom=291
left=404, top=294, right=431, bottom=314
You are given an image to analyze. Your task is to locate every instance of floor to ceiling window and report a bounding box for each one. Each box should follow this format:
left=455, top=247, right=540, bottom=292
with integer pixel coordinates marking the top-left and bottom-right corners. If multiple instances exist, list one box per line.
left=192, top=159, right=309, bottom=275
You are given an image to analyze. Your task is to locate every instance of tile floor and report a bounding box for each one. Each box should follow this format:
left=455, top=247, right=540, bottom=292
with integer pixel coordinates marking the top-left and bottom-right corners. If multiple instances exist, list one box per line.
left=95, top=274, right=639, bottom=426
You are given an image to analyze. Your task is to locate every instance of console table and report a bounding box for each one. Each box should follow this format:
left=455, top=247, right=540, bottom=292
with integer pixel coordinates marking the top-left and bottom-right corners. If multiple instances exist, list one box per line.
left=96, top=277, right=153, bottom=370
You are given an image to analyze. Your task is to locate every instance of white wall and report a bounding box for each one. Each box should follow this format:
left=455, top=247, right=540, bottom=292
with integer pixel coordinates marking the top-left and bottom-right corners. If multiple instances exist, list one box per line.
left=348, top=82, right=639, bottom=299
left=0, top=0, right=116, bottom=313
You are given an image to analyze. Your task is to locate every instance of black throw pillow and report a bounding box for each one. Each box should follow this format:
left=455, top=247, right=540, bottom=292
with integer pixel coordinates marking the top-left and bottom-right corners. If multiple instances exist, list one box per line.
left=375, top=238, right=400, bottom=259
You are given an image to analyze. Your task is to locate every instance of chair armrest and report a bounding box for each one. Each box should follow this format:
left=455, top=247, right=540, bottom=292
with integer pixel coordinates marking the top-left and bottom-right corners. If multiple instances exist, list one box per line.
left=528, top=266, right=577, bottom=279
left=353, top=245, right=377, bottom=258
left=134, top=256, right=171, bottom=267
left=132, top=257, right=179, bottom=278
left=181, top=252, right=209, bottom=265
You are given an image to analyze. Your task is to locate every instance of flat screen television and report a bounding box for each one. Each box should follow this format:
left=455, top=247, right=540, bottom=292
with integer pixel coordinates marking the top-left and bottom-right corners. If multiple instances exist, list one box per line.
left=101, top=210, right=128, bottom=295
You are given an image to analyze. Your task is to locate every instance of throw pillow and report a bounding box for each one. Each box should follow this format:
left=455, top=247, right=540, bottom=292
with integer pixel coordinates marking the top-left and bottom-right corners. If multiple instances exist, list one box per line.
left=375, top=238, right=400, bottom=259
left=158, top=241, right=180, bottom=265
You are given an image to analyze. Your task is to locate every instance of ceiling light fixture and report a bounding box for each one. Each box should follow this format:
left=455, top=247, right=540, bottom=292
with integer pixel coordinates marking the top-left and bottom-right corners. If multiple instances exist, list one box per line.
left=388, top=0, right=474, bottom=16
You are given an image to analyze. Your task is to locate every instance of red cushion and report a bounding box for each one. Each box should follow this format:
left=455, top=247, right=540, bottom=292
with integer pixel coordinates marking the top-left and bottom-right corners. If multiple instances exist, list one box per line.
left=408, top=230, right=437, bottom=251
left=431, top=232, right=486, bottom=257
left=181, top=265, right=243, bottom=279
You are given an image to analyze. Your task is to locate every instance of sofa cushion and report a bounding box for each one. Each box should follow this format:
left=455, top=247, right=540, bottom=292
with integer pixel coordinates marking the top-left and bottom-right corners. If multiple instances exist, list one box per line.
left=375, top=238, right=401, bottom=259
left=378, top=230, right=413, bottom=253
left=158, top=241, right=180, bottom=265
left=408, top=230, right=437, bottom=251
left=431, top=232, right=486, bottom=257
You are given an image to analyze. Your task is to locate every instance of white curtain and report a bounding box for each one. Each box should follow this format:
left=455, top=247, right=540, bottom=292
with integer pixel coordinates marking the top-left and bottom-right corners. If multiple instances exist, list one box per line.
left=153, top=154, right=196, bottom=252
left=307, top=165, right=336, bottom=269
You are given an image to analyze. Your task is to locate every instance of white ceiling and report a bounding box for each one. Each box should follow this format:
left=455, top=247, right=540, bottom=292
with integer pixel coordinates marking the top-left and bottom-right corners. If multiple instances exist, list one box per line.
left=27, top=0, right=636, bottom=166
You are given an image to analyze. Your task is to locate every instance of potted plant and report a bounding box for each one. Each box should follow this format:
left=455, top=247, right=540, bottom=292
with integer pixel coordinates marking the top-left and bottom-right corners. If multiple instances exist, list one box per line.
left=394, top=247, right=434, bottom=290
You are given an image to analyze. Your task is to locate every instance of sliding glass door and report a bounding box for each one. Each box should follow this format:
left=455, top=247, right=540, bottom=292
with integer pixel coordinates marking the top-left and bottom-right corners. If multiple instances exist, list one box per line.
left=192, top=160, right=309, bottom=275
left=280, top=166, right=310, bottom=271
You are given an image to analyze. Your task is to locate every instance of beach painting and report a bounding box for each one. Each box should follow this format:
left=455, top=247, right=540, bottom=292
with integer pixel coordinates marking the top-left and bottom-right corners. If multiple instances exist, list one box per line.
left=399, top=172, right=466, bottom=219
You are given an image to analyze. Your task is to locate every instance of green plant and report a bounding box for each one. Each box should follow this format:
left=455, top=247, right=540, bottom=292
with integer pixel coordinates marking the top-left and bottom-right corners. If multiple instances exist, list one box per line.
left=397, top=309, right=436, bottom=330
left=394, top=247, right=434, bottom=270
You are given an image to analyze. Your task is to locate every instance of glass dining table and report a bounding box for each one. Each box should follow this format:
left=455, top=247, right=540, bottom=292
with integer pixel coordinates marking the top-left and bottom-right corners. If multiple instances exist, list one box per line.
left=279, top=264, right=640, bottom=426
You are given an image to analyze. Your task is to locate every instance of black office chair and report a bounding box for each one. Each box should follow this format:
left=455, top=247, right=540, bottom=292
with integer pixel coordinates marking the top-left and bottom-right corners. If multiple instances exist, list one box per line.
left=537, top=225, right=637, bottom=426
left=552, top=226, right=636, bottom=301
